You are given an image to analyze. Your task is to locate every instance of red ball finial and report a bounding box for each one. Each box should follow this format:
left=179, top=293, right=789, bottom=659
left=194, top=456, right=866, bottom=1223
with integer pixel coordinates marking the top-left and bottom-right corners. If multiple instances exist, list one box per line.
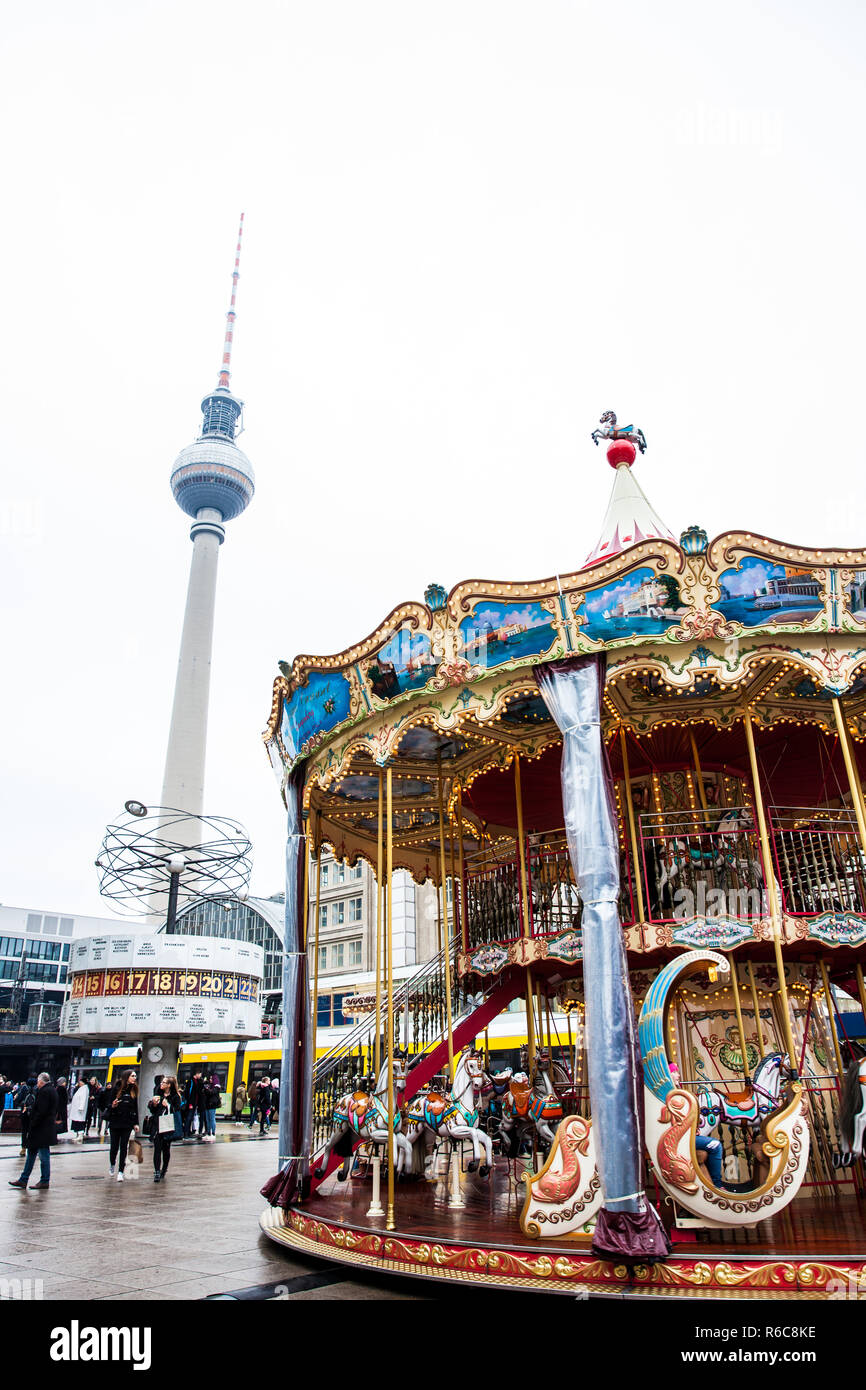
left=607, top=440, right=636, bottom=469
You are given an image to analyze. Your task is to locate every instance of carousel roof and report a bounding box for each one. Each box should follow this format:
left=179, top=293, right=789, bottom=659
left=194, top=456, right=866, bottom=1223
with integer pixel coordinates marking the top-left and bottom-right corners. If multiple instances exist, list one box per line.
left=584, top=443, right=675, bottom=566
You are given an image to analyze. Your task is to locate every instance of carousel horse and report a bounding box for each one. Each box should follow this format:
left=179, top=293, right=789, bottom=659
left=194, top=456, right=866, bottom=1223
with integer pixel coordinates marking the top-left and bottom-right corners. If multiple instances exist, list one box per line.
left=696, top=1052, right=788, bottom=1138
left=313, top=1053, right=413, bottom=1181
left=590, top=410, right=647, bottom=454
left=405, top=1047, right=493, bottom=1176
left=480, top=1064, right=513, bottom=1138
left=837, top=1054, right=866, bottom=1165
left=499, top=1050, right=564, bottom=1158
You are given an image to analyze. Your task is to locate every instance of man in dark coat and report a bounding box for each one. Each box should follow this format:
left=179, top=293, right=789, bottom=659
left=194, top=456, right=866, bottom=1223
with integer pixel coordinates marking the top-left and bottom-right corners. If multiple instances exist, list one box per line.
left=8, top=1073, right=57, bottom=1189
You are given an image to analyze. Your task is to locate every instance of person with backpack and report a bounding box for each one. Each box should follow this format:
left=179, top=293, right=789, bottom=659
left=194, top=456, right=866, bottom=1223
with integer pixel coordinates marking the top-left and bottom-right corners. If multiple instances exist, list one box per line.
left=201, top=1074, right=221, bottom=1142
left=232, top=1080, right=247, bottom=1126
left=182, top=1071, right=204, bottom=1139
left=17, top=1077, right=37, bottom=1158
left=256, top=1076, right=273, bottom=1135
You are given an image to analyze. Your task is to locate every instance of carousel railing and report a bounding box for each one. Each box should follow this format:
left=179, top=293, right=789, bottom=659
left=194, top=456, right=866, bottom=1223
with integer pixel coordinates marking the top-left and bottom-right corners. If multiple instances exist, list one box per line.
left=463, top=831, right=636, bottom=949
left=638, top=806, right=764, bottom=923
left=769, top=807, right=866, bottom=916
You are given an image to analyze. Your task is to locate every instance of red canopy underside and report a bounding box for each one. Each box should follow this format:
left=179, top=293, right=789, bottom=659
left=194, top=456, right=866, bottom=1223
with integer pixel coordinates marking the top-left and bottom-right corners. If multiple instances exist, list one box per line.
left=463, top=723, right=858, bottom=834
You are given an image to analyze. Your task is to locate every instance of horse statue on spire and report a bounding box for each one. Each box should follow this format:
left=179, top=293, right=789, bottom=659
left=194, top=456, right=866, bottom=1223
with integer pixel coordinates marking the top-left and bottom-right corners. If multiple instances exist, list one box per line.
left=591, top=411, right=647, bottom=454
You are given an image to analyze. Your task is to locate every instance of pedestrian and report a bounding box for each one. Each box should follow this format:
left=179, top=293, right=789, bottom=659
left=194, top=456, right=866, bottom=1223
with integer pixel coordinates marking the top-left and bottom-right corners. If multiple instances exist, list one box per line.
left=84, top=1077, right=101, bottom=1137
left=95, top=1080, right=113, bottom=1138
left=55, top=1076, right=69, bottom=1137
left=68, top=1078, right=89, bottom=1142
left=17, top=1076, right=37, bottom=1158
left=246, top=1077, right=260, bottom=1129
left=202, top=1074, right=220, bottom=1142
left=257, top=1075, right=272, bottom=1135
left=182, top=1070, right=204, bottom=1139
left=8, top=1072, right=57, bottom=1190
left=268, top=1078, right=279, bottom=1132
left=147, top=1076, right=182, bottom=1183
left=107, top=1070, right=140, bottom=1182
left=232, top=1079, right=247, bottom=1126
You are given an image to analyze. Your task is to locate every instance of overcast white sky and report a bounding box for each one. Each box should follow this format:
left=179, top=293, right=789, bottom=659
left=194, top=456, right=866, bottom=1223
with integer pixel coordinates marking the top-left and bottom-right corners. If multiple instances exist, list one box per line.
left=3, top=1, right=865, bottom=920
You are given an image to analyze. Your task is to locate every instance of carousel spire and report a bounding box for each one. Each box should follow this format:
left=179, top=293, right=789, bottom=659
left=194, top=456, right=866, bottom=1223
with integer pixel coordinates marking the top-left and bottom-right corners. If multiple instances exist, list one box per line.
left=585, top=412, right=674, bottom=566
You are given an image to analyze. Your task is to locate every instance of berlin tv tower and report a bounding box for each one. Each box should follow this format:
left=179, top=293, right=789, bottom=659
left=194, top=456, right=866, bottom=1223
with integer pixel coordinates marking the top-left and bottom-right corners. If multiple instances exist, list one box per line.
left=161, top=216, right=255, bottom=816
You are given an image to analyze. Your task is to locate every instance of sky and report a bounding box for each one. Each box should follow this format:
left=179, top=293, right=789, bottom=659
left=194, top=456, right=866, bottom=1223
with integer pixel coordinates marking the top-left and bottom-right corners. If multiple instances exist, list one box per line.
left=3, top=0, right=865, bottom=920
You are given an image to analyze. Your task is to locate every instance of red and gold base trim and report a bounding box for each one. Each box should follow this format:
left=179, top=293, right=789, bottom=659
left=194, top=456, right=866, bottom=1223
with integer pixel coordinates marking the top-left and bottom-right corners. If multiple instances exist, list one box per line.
left=259, top=1206, right=866, bottom=1299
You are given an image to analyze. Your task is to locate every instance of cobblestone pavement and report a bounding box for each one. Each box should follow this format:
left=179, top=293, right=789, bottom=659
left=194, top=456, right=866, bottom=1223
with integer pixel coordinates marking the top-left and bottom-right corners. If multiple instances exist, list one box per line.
left=0, top=1127, right=444, bottom=1301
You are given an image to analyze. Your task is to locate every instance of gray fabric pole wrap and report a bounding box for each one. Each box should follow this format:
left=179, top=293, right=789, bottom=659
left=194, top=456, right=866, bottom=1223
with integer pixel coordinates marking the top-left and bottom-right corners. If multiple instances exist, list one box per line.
left=276, top=776, right=312, bottom=1196
left=537, top=658, right=669, bottom=1261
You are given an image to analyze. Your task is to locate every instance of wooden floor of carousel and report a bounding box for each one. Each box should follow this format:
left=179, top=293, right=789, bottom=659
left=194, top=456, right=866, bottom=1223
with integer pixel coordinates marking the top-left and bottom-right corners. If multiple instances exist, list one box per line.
left=260, top=1156, right=866, bottom=1299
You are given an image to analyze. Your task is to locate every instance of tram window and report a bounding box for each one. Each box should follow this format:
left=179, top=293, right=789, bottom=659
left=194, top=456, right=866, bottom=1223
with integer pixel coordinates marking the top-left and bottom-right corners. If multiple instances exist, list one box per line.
left=332, top=994, right=348, bottom=1025
left=247, top=1059, right=281, bottom=1085
left=317, top=995, right=331, bottom=1025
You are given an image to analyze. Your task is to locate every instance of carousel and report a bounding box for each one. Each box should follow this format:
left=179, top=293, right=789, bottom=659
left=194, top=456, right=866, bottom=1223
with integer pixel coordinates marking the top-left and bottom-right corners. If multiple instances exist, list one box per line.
left=259, top=415, right=866, bottom=1298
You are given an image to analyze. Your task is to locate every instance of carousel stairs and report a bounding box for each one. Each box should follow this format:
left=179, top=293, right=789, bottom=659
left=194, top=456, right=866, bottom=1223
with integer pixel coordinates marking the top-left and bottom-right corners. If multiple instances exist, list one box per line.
left=309, top=956, right=525, bottom=1193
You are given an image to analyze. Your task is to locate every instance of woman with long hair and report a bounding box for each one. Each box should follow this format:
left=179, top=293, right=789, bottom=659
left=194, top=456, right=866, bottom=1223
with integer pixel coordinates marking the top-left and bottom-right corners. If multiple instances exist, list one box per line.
left=107, top=1069, right=140, bottom=1182
left=147, top=1075, right=182, bottom=1183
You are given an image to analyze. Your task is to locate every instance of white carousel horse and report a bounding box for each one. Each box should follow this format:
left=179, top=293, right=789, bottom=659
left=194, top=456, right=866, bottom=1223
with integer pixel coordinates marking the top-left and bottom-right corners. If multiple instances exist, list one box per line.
left=590, top=410, right=647, bottom=453
left=837, top=1055, right=866, bottom=1165
left=313, top=1055, right=413, bottom=1182
left=405, top=1047, right=493, bottom=1177
left=499, top=1050, right=564, bottom=1157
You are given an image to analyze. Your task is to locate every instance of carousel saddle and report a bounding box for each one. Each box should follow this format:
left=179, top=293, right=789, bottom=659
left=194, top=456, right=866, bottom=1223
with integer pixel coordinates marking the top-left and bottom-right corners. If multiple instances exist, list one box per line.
left=345, top=1092, right=374, bottom=1129
left=724, top=1088, right=755, bottom=1109
left=508, top=1080, right=532, bottom=1117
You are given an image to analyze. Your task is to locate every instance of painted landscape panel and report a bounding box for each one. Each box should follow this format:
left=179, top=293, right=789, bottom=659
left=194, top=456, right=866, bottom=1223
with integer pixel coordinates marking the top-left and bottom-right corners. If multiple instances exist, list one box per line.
left=580, top=566, right=683, bottom=642
left=716, top=557, right=822, bottom=627
left=366, top=628, right=436, bottom=699
left=459, top=601, right=558, bottom=670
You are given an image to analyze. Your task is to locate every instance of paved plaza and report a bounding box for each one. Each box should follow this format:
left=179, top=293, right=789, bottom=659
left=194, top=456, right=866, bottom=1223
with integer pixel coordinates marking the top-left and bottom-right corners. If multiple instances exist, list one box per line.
left=0, top=1127, right=436, bottom=1302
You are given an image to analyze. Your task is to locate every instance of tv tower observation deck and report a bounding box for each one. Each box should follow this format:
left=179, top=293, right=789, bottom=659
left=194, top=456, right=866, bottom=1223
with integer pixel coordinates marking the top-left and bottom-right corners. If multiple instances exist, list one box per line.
left=162, top=215, right=254, bottom=818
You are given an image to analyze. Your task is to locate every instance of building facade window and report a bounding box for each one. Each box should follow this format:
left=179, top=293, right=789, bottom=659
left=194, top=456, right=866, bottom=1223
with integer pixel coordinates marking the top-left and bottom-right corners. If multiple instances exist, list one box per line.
left=349, top=897, right=362, bottom=922
left=332, top=901, right=345, bottom=926
left=348, top=939, right=362, bottom=967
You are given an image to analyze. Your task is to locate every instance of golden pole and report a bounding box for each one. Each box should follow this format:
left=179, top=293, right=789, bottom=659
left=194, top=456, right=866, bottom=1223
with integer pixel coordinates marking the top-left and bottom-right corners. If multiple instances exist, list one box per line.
left=747, top=961, right=765, bottom=1053
left=302, top=815, right=311, bottom=948
left=375, top=773, right=384, bottom=1079
left=437, top=756, right=456, bottom=1080
left=727, top=955, right=750, bottom=1081
left=311, top=816, right=323, bottom=1052
left=456, top=785, right=467, bottom=953
left=514, top=752, right=536, bottom=1068
left=856, top=965, right=866, bottom=1022
left=689, top=728, right=710, bottom=813
left=819, top=959, right=845, bottom=1083
left=832, top=697, right=866, bottom=854
left=386, top=765, right=396, bottom=1231
left=742, top=710, right=798, bottom=1071
left=619, top=726, right=647, bottom=925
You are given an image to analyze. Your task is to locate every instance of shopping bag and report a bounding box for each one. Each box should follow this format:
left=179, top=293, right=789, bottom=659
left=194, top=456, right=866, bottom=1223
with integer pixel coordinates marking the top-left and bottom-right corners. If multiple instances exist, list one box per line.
left=128, top=1137, right=144, bottom=1164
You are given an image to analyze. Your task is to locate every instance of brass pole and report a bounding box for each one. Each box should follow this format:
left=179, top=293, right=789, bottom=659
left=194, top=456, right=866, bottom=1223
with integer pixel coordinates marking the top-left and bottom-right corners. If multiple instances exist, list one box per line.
left=742, top=710, right=798, bottom=1071
left=302, top=813, right=311, bottom=948
left=856, top=964, right=866, bottom=1021
left=727, top=955, right=750, bottom=1082
left=689, top=728, right=710, bottom=813
left=619, top=726, right=647, bottom=925
left=819, top=959, right=845, bottom=1083
left=747, top=961, right=764, bottom=1054
left=456, top=785, right=467, bottom=953
left=385, top=766, right=396, bottom=1231
left=437, top=756, right=456, bottom=1080
left=832, top=697, right=866, bottom=855
left=514, top=752, right=536, bottom=1068
left=311, top=816, right=323, bottom=1052
left=375, top=773, right=384, bottom=1079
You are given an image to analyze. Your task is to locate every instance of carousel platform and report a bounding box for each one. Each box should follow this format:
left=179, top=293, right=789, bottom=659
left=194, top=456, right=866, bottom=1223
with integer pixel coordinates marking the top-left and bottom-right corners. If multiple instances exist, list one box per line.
left=260, top=1163, right=866, bottom=1300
